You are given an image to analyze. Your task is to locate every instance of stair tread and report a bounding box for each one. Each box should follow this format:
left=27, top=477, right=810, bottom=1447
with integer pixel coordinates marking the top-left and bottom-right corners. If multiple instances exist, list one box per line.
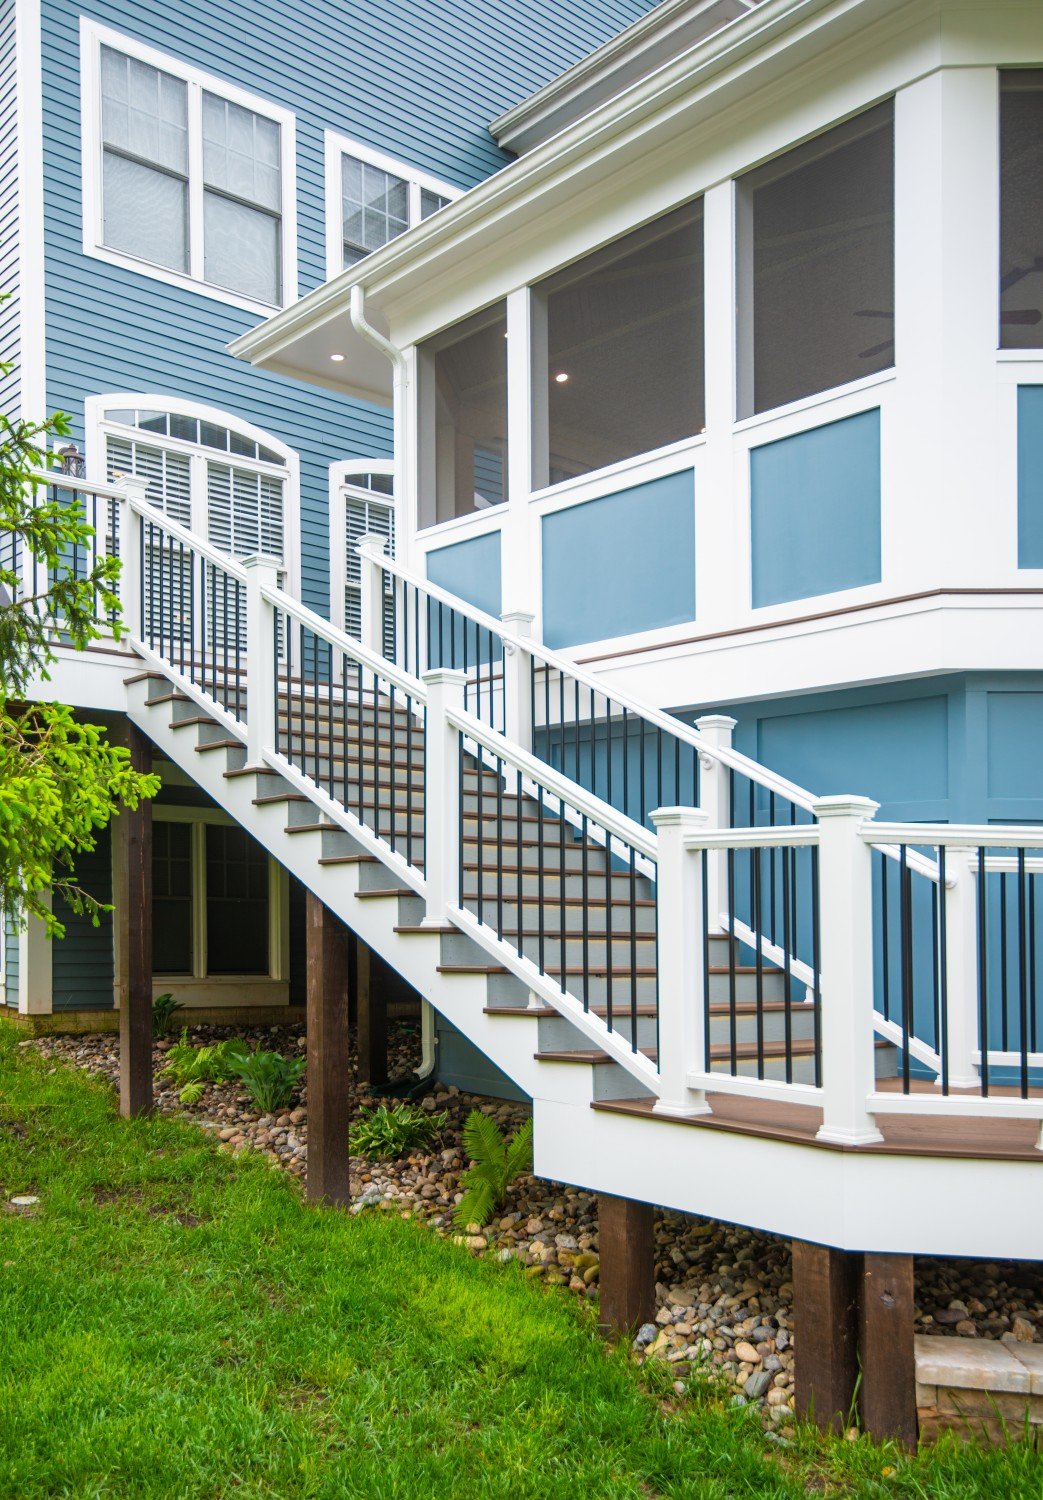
left=536, top=1038, right=822, bottom=1067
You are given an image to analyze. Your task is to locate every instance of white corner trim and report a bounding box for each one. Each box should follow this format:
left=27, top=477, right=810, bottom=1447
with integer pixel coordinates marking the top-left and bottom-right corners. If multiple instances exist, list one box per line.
left=323, top=127, right=461, bottom=283
left=79, top=17, right=298, bottom=313
left=15, top=0, right=46, bottom=422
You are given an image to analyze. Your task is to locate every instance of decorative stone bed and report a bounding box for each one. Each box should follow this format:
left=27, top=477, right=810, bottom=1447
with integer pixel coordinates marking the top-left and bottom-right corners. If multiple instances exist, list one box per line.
left=23, top=1019, right=1043, bottom=1436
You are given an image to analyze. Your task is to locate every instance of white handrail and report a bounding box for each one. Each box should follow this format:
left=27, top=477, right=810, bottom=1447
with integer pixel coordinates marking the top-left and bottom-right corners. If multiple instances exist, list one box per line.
left=44, top=470, right=128, bottom=502
left=447, top=703, right=658, bottom=862
left=361, top=542, right=818, bottom=814
left=866, top=822, right=1043, bottom=849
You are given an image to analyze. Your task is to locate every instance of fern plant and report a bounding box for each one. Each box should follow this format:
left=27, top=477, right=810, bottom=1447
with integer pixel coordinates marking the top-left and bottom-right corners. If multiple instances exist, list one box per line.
left=349, top=1103, right=447, bottom=1159
left=158, top=1031, right=250, bottom=1104
left=453, top=1111, right=533, bottom=1230
left=230, top=1050, right=306, bottom=1113
left=151, top=992, right=184, bottom=1037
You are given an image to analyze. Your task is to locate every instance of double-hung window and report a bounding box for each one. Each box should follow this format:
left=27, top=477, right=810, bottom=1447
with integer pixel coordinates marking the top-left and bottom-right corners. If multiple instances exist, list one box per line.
left=324, top=131, right=457, bottom=278
left=84, top=21, right=296, bottom=310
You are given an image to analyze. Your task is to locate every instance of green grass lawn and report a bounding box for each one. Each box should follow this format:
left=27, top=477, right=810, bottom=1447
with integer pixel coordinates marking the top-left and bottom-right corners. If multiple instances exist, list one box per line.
left=0, top=1022, right=1040, bottom=1498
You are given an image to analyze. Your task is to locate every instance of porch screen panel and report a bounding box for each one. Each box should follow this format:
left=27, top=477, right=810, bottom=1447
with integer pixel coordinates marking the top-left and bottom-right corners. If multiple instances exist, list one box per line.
left=739, top=99, right=894, bottom=416
left=419, top=302, right=508, bottom=528
left=1000, top=71, right=1043, bottom=350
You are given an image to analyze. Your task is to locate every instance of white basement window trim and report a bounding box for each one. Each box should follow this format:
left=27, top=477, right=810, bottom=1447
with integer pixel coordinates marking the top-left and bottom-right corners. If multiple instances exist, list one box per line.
left=86, top=393, right=301, bottom=602
left=323, top=130, right=459, bottom=280
left=80, top=19, right=298, bottom=314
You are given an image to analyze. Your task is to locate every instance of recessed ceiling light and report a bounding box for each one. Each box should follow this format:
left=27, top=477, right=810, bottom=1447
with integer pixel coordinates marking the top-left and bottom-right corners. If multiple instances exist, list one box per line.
left=330, top=353, right=345, bottom=362
left=554, top=371, right=569, bottom=383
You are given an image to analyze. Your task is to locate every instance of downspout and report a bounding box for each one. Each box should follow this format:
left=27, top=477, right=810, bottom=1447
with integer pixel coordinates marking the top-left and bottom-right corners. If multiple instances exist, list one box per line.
left=349, top=286, right=437, bottom=1088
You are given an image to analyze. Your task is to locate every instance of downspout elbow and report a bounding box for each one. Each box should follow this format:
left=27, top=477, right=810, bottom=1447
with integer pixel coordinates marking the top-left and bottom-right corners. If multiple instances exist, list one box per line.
left=349, top=284, right=405, bottom=376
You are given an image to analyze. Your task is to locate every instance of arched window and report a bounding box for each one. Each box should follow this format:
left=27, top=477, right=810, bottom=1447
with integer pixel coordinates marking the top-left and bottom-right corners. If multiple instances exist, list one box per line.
left=87, top=395, right=300, bottom=597
left=329, top=460, right=395, bottom=647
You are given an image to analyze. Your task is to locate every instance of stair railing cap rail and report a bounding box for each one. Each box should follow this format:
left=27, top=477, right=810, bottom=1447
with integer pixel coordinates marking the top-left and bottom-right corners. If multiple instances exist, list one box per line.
left=358, top=542, right=817, bottom=814
left=45, top=470, right=129, bottom=502
left=865, top=821, right=1043, bottom=850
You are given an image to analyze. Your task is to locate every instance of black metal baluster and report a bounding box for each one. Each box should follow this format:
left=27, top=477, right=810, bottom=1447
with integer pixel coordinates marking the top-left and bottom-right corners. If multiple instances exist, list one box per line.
left=1018, top=847, right=1029, bottom=1099
left=496, top=753, right=504, bottom=942
left=702, top=848, right=711, bottom=1071
left=727, top=847, right=737, bottom=1075
left=389, top=682, right=397, bottom=857
left=939, top=847, right=949, bottom=1095
left=604, top=816, right=614, bottom=1034
left=628, top=842, right=638, bottom=1054
left=782, top=842, right=793, bottom=1085
left=581, top=813, right=590, bottom=1013
left=900, top=844, right=913, bottom=1094
left=880, top=853, right=891, bottom=1024
left=476, top=733, right=484, bottom=929
left=1001, top=872, right=1010, bottom=1053
left=754, top=847, right=765, bottom=1079
left=811, top=844, right=822, bottom=1089
left=978, top=846, right=990, bottom=1097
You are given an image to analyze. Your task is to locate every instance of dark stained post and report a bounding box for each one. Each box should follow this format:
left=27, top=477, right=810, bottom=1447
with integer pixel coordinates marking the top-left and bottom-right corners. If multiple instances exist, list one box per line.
left=859, top=1253, right=918, bottom=1448
left=117, top=724, right=153, bottom=1118
left=792, top=1239, right=859, bottom=1434
left=355, top=939, right=388, bottom=1087
left=597, top=1193, right=655, bottom=1335
left=306, top=891, right=352, bottom=1206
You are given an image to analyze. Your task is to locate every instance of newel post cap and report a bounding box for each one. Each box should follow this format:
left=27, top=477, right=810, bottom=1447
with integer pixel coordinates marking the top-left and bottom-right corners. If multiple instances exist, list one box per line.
left=421, top=667, right=469, bottom=688
left=242, top=553, right=282, bottom=573
left=356, top=532, right=388, bottom=556
left=811, top=794, right=880, bottom=820
left=650, top=806, right=709, bottom=832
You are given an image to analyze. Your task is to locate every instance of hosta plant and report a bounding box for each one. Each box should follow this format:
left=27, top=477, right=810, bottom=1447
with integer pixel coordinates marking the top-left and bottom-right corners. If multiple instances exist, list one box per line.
left=230, top=1049, right=306, bottom=1114
left=151, top=993, right=184, bottom=1038
left=453, top=1111, right=533, bottom=1230
left=349, top=1103, right=447, bottom=1160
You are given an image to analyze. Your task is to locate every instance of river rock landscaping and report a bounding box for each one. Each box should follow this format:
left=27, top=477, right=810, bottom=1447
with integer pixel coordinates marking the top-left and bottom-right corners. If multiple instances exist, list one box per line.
left=26, top=1019, right=1043, bottom=1426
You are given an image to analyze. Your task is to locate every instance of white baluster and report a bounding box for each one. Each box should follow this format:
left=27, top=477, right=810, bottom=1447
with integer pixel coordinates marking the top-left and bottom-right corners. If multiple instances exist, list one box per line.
left=243, top=553, right=281, bottom=768
left=813, top=795, right=884, bottom=1145
left=501, top=609, right=534, bottom=754
left=694, top=714, right=737, bottom=934
left=358, top=533, right=389, bottom=656
left=942, top=848, right=982, bottom=1090
left=650, top=806, right=712, bottom=1117
left=114, top=475, right=149, bottom=640
left=422, top=668, right=468, bottom=926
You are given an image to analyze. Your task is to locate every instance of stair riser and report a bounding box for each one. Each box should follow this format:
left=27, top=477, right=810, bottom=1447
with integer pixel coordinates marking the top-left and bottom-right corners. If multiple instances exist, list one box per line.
left=461, top=898, right=658, bottom=937
left=538, top=1013, right=658, bottom=1051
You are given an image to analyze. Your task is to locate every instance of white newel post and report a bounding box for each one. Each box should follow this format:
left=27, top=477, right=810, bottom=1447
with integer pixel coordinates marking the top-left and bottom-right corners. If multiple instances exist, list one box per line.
left=114, top=475, right=149, bottom=640
left=422, top=668, right=468, bottom=926
left=358, top=532, right=389, bottom=657
left=650, top=806, right=712, bottom=1117
left=501, top=609, right=534, bottom=754
left=813, top=795, right=884, bottom=1145
left=694, top=714, right=737, bottom=934
left=942, top=849, right=982, bottom=1090
left=243, top=553, right=280, bottom=768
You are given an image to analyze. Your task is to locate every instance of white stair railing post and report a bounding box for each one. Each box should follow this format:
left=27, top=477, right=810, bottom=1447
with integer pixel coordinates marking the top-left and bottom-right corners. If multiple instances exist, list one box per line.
left=650, top=806, right=712, bottom=1117
left=422, top=668, right=468, bottom=926
left=358, top=533, right=389, bottom=657
left=942, top=849, right=982, bottom=1089
left=694, top=714, right=737, bottom=934
left=243, top=553, right=281, bottom=768
left=501, top=609, right=534, bottom=754
left=114, top=476, right=149, bottom=640
left=813, top=795, right=884, bottom=1145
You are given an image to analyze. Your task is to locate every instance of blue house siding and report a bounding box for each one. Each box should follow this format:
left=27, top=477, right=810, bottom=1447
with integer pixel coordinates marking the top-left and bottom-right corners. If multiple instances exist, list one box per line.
left=39, top=0, right=658, bottom=616
left=0, top=0, right=20, bottom=419
left=541, top=471, right=696, bottom=648
left=1017, top=386, right=1043, bottom=568
left=749, top=408, right=882, bottom=609
left=4, top=911, right=18, bottom=1008
left=52, top=826, right=114, bottom=1011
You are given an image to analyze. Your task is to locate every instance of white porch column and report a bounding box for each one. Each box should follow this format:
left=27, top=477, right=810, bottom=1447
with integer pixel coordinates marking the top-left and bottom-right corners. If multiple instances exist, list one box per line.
left=114, top=475, right=149, bottom=639
left=651, top=806, right=712, bottom=1117
left=697, top=180, right=739, bottom=632
left=243, top=553, right=280, bottom=768
left=357, top=531, right=389, bottom=657
left=501, top=608, right=534, bottom=753
left=942, top=849, right=983, bottom=1090
left=17, top=899, right=53, bottom=1016
left=502, top=287, right=538, bottom=620
left=695, top=713, right=737, bottom=933
left=813, top=795, right=884, bottom=1146
left=422, top=668, right=468, bottom=926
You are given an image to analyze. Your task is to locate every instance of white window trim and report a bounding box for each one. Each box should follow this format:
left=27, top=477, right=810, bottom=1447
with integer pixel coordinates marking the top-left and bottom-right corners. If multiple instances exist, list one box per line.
left=80, top=18, right=298, bottom=316
left=150, top=806, right=289, bottom=995
left=329, top=459, right=396, bottom=633
left=323, top=129, right=459, bottom=282
left=85, top=392, right=302, bottom=602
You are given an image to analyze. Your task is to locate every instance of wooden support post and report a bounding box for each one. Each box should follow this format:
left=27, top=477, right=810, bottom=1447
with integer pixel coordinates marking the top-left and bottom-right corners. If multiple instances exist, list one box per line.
left=859, top=1253, right=918, bottom=1449
left=117, top=725, right=153, bottom=1118
left=355, top=939, right=388, bottom=1087
left=597, top=1193, right=655, bottom=1336
left=792, top=1239, right=859, bottom=1434
left=306, top=891, right=352, bottom=1206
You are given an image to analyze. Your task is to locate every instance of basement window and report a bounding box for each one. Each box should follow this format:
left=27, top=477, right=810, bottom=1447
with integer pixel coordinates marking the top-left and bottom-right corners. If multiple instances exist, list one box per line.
left=737, top=100, right=895, bottom=417
left=1000, top=71, right=1043, bottom=350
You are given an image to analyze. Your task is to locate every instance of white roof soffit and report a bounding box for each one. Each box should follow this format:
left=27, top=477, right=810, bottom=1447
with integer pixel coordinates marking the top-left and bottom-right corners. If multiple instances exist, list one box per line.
left=492, top=0, right=762, bottom=155
left=229, top=0, right=876, bottom=399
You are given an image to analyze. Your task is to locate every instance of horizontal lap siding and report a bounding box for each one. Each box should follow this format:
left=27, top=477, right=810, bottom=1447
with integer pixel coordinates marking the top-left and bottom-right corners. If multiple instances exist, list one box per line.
left=51, top=826, right=114, bottom=1011
left=0, top=0, right=19, bottom=418
left=4, top=912, right=18, bottom=1008
left=41, top=0, right=656, bottom=616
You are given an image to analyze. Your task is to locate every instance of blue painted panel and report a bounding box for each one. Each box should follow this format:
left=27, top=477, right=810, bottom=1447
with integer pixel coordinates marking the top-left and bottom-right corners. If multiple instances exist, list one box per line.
left=541, top=471, right=695, bottom=648
left=435, top=1015, right=529, bottom=1102
left=750, top=409, right=881, bottom=608
left=426, top=532, right=502, bottom=619
left=40, top=0, right=657, bottom=615
left=1017, top=387, right=1043, bottom=568
left=986, top=692, right=1043, bottom=799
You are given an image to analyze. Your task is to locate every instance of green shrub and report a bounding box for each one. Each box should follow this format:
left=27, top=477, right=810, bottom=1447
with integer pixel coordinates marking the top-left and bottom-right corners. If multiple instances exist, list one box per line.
left=453, top=1111, right=533, bottom=1229
left=151, top=993, right=184, bottom=1037
left=230, top=1050, right=306, bottom=1114
left=158, top=1030, right=250, bottom=1105
left=349, top=1103, right=447, bottom=1159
